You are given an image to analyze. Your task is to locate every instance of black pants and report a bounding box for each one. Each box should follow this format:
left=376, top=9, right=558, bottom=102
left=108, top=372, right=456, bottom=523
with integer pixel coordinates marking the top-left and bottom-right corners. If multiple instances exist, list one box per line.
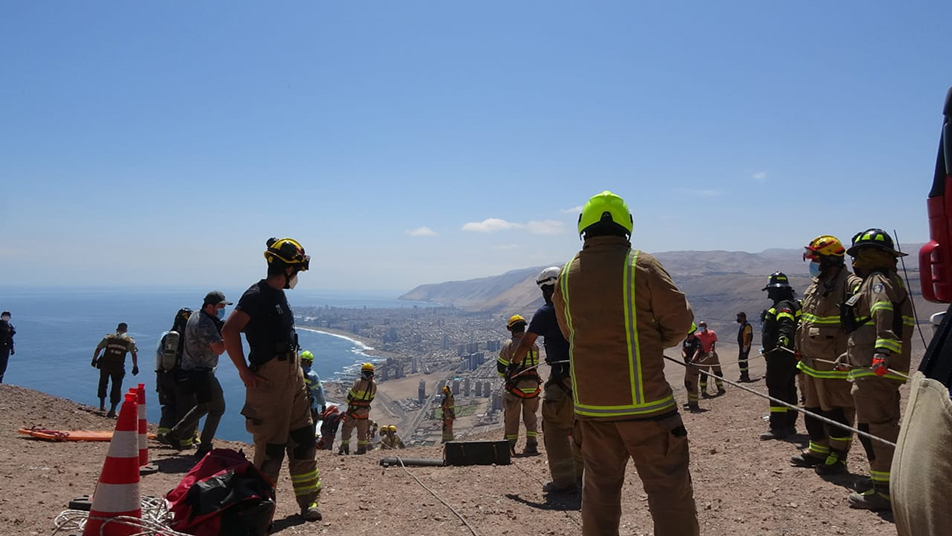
left=170, top=370, right=225, bottom=449
left=97, top=365, right=125, bottom=406
left=0, top=347, right=10, bottom=383
left=156, top=370, right=198, bottom=435
left=738, top=348, right=751, bottom=376
left=765, top=353, right=798, bottom=430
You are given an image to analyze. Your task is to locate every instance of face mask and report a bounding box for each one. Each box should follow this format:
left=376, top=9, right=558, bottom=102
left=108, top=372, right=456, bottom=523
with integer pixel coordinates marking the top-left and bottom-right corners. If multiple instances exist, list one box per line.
left=809, top=261, right=822, bottom=278
left=699, top=327, right=707, bottom=333
left=287, top=273, right=299, bottom=289
left=217, top=308, right=226, bottom=320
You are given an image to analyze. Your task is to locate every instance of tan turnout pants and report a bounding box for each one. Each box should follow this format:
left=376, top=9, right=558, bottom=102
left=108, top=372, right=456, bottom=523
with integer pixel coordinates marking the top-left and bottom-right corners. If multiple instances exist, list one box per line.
left=801, top=372, right=855, bottom=456
left=574, top=416, right=699, bottom=536
left=852, top=377, right=902, bottom=489
left=542, top=376, right=582, bottom=487
left=241, top=356, right=321, bottom=509
left=503, top=391, right=539, bottom=447
left=340, top=411, right=370, bottom=452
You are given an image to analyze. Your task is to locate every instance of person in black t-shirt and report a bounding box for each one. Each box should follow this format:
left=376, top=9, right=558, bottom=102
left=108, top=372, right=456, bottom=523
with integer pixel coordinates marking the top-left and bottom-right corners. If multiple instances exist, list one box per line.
left=222, top=238, right=323, bottom=522
left=511, top=266, right=583, bottom=494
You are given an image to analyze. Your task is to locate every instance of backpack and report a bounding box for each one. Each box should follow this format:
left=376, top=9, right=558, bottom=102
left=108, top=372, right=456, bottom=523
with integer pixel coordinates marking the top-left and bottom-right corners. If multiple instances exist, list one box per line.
left=166, top=448, right=275, bottom=536
left=157, top=331, right=181, bottom=372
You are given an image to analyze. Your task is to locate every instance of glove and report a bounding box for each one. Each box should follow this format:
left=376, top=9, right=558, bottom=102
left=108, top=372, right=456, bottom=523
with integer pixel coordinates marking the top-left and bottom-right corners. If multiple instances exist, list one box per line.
left=778, top=335, right=790, bottom=348
left=706, top=351, right=714, bottom=358
left=758, top=347, right=765, bottom=356
left=833, top=353, right=849, bottom=372
left=794, top=349, right=801, bottom=361
left=872, top=353, right=888, bottom=377
left=91, top=358, right=98, bottom=368
left=132, top=365, right=139, bottom=376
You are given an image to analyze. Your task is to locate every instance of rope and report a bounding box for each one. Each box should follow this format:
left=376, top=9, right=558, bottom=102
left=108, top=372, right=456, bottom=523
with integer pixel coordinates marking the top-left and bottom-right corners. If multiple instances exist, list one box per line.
left=51, top=496, right=189, bottom=536
left=798, top=353, right=910, bottom=380
left=509, top=360, right=570, bottom=380
left=668, top=354, right=897, bottom=448
left=893, top=229, right=931, bottom=352
left=396, top=456, right=480, bottom=536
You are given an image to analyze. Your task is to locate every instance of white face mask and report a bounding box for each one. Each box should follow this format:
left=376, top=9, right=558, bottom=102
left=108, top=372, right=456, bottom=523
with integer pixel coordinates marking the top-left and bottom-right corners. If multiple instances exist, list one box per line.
left=288, top=273, right=299, bottom=289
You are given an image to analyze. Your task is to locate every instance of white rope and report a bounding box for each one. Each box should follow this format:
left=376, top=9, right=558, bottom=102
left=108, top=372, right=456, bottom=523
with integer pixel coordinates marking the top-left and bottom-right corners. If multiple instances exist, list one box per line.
left=669, top=354, right=897, bottom=448
left=51, top=496, right=191, bottom=536
left=396, top=456, right=480, bottom=536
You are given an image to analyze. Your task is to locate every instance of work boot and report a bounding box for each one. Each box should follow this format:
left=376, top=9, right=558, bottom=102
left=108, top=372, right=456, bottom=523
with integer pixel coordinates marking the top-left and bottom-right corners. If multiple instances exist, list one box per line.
left=685, top=402, right=700, bottom=412
left=301, top=502, right=323, bottom=521
left=815, top=457, right=848, bottom=476
left=789, top=452, right=825, bottom=468
left=542, top=481, right=579, bottom=494
left=760, top=428, right=790, bottom=441
left=338, top=443, right=349, bottom=455
left=523, top=441, right=539, bottom=456
left=194, top=447, right=211, bottom=461
left=355, top=445, right=367, bottom=455
left=156, top=433, right=187, bottom=451
left=738, top=373, right=751, bottom=383
left=848, top=486, right=891, bottom=511
left=99, top=399, right=106, bottom=412
left=716, top=386, right=726, bottom=396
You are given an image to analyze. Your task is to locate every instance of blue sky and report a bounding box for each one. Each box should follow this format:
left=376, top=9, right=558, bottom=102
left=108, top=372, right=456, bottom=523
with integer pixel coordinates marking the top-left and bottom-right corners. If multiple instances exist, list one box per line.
left=1, top=1, right=949, bottom=292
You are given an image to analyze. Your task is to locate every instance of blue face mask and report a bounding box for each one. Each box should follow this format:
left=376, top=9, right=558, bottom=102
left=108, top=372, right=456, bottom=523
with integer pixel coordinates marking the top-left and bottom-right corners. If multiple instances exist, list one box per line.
left=217, top=308, right=226, bottom=320
left=809, top=262, right=822, bottom=278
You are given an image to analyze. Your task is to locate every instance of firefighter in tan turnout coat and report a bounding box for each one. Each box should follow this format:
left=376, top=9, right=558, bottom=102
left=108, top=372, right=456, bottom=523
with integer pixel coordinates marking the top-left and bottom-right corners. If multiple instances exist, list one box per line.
left=553, top=191, right=699, bottom=536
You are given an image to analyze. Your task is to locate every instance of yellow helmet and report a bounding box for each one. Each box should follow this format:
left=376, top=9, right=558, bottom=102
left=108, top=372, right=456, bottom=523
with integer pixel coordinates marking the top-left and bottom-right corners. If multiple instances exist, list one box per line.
left=442, top=385, right=451, bottom=394
left=506, top=314, right=527, bottom=330
left=361, top=362, right=375, bottom=374
left=803, top=235, right=845, bottom=261
left=578, top=191, right=633, bottom=238
left=389, top=425, right=397, bottom=433
left=300, top=350, right=314, bottom=363
left=264, top=237, right=310, bottom=270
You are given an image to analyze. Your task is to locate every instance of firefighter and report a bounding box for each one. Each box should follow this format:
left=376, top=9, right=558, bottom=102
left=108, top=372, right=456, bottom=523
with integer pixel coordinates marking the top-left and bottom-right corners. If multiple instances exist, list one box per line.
left=339, top=362, right=377, bottom=455
left=497, top=314, right=542, bottom=455
left=317, top=405, right=341, bottom=451
left=760, top=271, right=801, bottom=440
left=736, top=312, right=754, bottom=382
left=681, top=323, right=703, bottom=411
left=221, top=237, right=321, bottom=521
left=791, top=236, right=862, bottom=474
left=380, top=425, right=406, bottom=450
left=440, top=385, right=455, bottom=443
left=843, top=229, right=914, bottom=511
left=553, top=191, right=699, bottom=536
left=510, top=266, right=584, bottom=493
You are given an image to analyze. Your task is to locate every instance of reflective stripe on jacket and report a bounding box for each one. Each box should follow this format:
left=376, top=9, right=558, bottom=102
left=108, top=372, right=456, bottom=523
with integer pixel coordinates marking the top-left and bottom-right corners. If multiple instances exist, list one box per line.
left=346, top=377, right=376, bottom=414
left=846, top=271, right=914, bottom=382
left=497, top=335, right=541, bottom=398
left=796, top=268, right=862, bottom=379
left=553, top=236, right=693, bottom=421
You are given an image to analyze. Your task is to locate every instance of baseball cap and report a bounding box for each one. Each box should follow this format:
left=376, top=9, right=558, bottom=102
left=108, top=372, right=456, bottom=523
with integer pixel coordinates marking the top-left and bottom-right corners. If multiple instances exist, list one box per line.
left=203, top=290, right=233, bottom=306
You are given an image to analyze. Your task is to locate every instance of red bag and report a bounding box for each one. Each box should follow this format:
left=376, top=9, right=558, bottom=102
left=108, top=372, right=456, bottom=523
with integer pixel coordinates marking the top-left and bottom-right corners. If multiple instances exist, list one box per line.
left=166, top=448, right=275, bottom=536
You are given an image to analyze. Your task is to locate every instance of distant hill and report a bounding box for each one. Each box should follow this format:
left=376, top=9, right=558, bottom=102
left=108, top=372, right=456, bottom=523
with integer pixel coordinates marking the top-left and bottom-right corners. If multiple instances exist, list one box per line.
left=399, top=247, right=942, bottom=334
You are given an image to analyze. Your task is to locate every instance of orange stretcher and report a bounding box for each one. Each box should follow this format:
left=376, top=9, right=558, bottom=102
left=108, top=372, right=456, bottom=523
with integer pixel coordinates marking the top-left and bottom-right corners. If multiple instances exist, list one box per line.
left=17, top=427, right=156, bottom=442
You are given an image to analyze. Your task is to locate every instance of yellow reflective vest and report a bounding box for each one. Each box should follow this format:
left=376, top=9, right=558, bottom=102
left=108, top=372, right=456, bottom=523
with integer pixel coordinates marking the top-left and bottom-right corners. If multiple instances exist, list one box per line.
left=553, top=236, right=694, bottom=421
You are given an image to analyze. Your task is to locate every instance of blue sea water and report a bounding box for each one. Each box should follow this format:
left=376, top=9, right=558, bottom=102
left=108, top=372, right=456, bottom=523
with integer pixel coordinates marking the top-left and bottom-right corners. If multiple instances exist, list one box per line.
left=0, top=286, right=421, bottom=442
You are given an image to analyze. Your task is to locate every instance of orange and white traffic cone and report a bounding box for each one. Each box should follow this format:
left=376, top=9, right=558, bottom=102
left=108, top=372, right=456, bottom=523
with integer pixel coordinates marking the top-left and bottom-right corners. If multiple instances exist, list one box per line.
left=135, top=384, right=158, bottom=475
left=84, top=391, right=141, bottom=536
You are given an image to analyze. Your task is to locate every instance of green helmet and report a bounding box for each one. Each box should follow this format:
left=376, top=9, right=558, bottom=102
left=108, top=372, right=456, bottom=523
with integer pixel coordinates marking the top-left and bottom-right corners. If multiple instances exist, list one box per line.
left=578, top=191, right=633, bottom=238
left=687, top=322, right=697, bottom=335
left=846, top=228, right=907, bottom=257
left=300, top=350, right=314, bottom=363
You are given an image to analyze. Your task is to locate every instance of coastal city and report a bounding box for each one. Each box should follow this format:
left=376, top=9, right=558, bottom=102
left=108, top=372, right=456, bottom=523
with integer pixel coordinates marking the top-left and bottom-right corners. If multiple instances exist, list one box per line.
left=297, top=304, right=546, bottom=447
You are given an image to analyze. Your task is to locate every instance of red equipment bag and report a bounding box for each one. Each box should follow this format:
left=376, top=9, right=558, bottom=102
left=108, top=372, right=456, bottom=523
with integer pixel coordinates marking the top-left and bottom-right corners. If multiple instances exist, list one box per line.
left=921, top=86, right=952, bottom=303
left=166, top=448, right=275, bottom=536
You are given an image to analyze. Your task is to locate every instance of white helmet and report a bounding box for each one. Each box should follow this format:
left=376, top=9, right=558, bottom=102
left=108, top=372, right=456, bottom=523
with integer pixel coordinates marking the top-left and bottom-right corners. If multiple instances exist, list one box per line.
left=536, top=266, right=561, bottom=288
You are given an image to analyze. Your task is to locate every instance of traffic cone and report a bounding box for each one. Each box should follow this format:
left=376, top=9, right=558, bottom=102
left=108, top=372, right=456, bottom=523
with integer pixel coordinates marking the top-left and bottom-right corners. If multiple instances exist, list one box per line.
left=84, top=392, right=141, bottom=536
left=135, top=384, right=158, bottom=475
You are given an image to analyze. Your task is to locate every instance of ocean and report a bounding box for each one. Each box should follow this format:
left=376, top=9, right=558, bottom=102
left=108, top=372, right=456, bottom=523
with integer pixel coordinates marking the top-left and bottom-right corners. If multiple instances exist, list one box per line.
left=0, top=286, right=423, bottom=442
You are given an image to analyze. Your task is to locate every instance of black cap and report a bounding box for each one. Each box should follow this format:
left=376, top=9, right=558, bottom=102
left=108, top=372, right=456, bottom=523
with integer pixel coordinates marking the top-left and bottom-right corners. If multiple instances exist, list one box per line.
left=117, top=322, right=128, bottom=331
left=203, top=290, right=233, bottom=306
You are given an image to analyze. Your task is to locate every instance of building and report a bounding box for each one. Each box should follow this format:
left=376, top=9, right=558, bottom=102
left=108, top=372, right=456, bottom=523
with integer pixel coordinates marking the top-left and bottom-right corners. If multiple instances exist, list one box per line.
left=418, top=380, right=426, bottom=404
left=452, top=379, right=460, bottom=395
left=463, top=378, right=471, bottom=397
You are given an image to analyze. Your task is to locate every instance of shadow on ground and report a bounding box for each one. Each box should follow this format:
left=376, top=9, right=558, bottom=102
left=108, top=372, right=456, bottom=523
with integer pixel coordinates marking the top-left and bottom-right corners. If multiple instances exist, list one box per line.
left=505, top=492, right=581, bottom=511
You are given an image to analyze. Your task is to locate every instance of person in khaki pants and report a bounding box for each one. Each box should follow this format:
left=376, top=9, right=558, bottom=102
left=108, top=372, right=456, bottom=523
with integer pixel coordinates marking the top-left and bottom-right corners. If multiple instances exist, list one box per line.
left=339, top=363, right=377, bottom=454
left=554, top=191, right=699, bottom=536
left=497, top=315, right=541, bottom=455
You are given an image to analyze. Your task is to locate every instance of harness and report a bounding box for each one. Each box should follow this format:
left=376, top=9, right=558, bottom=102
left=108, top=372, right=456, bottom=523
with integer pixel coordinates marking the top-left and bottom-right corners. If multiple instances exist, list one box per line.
left=504, top=349, right=542, bottom=398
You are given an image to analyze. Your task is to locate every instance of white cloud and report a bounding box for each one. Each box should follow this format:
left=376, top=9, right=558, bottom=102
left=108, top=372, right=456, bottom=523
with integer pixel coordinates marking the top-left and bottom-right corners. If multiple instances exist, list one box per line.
left=494, top=244, right=522, bottom=251
left=526, top=220, right=566, bottom=235
left=461, top=218, right=521, bottom=233
left=753, top=171, right=767, bottom=181
left=406, top=226, right=438, bottom=237
left=560, top=206, right=584, bottom=214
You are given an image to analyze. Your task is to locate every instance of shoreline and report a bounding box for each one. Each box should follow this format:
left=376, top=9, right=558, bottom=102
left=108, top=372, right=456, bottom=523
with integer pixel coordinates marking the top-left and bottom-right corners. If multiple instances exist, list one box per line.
left=297, top=325, right=402, bottom=361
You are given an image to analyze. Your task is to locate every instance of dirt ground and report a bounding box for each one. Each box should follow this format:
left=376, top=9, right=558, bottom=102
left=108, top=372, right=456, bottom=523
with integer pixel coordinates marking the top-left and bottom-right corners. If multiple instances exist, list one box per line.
left=0, top=353, right=904, bottom=536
